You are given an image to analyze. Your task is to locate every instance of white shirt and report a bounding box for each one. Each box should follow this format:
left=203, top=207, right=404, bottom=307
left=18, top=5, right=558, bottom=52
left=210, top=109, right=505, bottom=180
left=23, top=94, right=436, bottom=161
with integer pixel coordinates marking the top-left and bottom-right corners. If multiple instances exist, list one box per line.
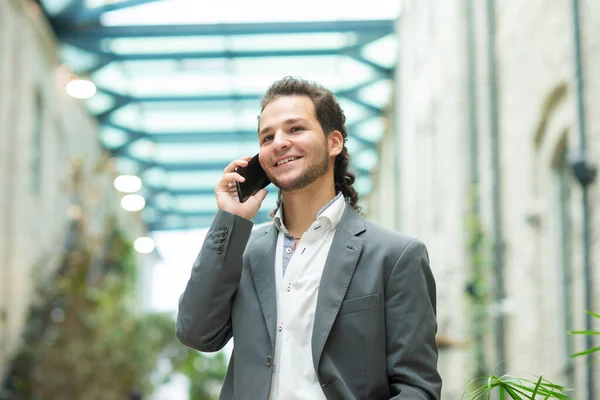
left=268, top=193, right=346, bottom=400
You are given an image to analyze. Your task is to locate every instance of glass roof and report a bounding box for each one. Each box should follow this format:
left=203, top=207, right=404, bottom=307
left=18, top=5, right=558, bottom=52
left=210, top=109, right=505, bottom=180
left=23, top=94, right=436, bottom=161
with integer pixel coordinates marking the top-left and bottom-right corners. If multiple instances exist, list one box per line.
left=41, top=0, right=399, bottom=231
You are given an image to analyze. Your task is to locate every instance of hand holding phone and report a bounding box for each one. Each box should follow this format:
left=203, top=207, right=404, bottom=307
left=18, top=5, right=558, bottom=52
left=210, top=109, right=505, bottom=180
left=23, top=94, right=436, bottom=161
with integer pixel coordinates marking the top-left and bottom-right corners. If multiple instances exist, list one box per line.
left=215, top=155, right=269, bottom=220
left=235, top=154, right=271, bottom=203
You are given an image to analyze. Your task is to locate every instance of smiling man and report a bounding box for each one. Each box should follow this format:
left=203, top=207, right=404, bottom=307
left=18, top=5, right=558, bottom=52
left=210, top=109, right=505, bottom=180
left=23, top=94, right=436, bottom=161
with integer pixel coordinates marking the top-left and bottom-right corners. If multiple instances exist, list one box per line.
left=176, top=77, right=442, bottom=400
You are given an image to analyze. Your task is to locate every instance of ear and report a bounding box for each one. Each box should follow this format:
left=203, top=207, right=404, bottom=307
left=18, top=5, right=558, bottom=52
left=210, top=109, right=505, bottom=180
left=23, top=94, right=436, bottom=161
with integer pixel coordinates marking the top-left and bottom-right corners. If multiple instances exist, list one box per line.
left=328, top=130, right=344, bottom=157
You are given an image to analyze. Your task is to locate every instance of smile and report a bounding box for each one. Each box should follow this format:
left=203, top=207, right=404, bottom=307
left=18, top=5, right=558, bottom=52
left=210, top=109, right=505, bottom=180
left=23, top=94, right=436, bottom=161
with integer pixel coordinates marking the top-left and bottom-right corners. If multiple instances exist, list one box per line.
left=274, top=156, right=302, bottom=167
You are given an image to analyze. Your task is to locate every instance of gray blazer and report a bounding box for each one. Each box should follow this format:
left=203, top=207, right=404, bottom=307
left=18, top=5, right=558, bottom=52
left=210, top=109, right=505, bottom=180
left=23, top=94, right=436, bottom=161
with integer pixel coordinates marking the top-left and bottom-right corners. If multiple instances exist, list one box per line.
left=177, top=204, right=442, bottom=400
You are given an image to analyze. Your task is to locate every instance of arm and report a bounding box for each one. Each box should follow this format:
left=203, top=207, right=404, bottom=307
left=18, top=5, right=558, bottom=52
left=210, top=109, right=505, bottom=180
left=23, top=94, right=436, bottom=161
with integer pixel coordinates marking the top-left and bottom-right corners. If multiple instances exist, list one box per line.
left=386, top=239, right=442, bottom=399
left=176, top=210, right=253, bottom=352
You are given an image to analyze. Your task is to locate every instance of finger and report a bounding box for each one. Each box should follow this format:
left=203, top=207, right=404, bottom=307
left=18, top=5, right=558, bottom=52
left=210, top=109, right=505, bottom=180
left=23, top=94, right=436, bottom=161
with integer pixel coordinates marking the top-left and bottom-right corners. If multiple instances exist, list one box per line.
left=223, top=172, right=246, bottom=183
left=223, top=156, right=252, bottom=174
left=220, top=172, right=245, bottom=185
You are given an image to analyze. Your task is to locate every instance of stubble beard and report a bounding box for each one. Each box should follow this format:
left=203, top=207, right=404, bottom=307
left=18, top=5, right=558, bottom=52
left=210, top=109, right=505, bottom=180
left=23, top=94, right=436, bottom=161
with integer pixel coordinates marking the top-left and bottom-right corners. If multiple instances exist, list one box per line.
left=270, top=144, right=330, bottom=192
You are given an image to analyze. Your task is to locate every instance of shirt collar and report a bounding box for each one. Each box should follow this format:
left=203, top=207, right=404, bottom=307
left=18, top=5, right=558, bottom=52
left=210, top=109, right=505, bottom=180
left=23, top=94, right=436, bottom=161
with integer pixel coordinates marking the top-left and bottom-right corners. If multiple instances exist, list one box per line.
left=274, top=192, right=344, bottom=234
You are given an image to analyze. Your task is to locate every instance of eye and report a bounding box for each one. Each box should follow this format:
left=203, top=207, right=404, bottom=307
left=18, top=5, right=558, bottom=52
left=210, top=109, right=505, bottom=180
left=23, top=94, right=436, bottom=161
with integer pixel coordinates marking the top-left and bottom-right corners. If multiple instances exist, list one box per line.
left=261, top=135, right=274, bottom=143
left=291, top=126, right=305, bottom=133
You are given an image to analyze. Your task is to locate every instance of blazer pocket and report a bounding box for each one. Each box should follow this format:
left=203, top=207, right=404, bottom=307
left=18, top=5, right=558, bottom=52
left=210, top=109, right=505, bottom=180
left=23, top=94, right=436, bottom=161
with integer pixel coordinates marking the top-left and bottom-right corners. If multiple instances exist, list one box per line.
left=338, top=293, right=381, bottom=316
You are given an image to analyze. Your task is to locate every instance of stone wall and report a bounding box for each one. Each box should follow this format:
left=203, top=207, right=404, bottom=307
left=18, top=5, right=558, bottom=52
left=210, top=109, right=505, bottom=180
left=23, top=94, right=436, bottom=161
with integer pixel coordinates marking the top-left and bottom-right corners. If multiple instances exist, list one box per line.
left=368, top=0, right=600, bottom=397
left=0, top=0, right=148, bottom=376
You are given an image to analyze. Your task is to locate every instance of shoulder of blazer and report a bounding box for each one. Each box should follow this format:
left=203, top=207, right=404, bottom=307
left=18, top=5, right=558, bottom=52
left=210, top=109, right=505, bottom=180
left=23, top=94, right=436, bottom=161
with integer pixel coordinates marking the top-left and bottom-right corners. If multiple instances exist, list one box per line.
left=362, top=219, right=425, bottom=258
left=245, top=221, right=274, bottom=249
left=363, top=219, right=419, bottom=245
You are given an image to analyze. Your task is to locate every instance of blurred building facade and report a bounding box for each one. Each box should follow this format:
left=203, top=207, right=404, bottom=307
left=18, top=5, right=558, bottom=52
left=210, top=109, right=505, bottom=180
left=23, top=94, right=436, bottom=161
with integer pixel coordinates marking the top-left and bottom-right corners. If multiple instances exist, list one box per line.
left=1, top=0, right=599, bottom=398
left=0, top=0, right=148, bottom=377
left=369, top=0, right=599, bottom=398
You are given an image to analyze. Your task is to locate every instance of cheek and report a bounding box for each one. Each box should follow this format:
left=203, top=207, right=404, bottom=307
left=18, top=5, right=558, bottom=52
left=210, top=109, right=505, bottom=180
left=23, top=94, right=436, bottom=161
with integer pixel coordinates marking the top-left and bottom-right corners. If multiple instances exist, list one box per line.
left=258, top=149, right=269, bottom=170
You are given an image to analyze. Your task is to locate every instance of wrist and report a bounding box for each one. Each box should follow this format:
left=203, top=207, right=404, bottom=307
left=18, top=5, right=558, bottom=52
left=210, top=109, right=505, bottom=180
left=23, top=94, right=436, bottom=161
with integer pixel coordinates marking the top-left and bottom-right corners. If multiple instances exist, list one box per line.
left=218, top=208, right=254, bottom=222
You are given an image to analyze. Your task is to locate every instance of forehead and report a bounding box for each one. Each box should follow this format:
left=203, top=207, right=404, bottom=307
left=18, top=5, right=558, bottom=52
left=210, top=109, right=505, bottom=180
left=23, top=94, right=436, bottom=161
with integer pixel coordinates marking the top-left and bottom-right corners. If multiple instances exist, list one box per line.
left=259, top=95, right=317, bottom=127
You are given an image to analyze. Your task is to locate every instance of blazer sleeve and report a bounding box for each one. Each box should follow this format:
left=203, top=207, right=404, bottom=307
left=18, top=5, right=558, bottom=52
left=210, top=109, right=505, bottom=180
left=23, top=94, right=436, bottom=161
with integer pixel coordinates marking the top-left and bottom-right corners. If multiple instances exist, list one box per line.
left=386, top=239, right=442, bottom=399
left=176, top=209, right=253, bottom=352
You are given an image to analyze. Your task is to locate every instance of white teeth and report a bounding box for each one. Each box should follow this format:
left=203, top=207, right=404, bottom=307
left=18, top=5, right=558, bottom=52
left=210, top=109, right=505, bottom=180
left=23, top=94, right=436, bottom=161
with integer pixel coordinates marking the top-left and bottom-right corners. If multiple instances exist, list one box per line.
left=277, top=157, right=298, bottom=166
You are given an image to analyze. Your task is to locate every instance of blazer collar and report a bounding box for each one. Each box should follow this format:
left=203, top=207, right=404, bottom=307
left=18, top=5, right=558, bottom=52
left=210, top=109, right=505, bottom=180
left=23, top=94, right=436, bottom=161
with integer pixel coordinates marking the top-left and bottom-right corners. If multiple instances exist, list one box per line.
left=311, top=204, right=366, bottom=371
left=248, top=223, right=278, bottom=349
left=336, top=203, right=367, bottom=237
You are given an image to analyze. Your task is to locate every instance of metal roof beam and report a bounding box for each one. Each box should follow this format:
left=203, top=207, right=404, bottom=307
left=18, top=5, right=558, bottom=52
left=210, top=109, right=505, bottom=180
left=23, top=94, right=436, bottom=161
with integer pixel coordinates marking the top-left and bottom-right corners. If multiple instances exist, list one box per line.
left=95, top=99, right=131, bottom=122
left=80, top=58, right=115, bottom=76
left=55, top=20, right=395, bottom=40
left=145, top=186, right=279, bottom=197
left=347, top=54, right=393, bottom=78
left=95, top=88, right=384, bottom=115
left=119, top=151, right=372, bottom=175
left=144, top=208, right=271, bottom=221
left=147, top=212, right=272, bottom=231
left=71, top=0, right=162, bottom=24
left=169, top=210, right=270, bottom=218
left=65, top=31, right=393, bottom=81
left=104, top=119, right=378, bottom=152
left=96, top=88, right=262, bottom=104
left=148, top=131, right=257, bottom=144
left=50, top=0, right=85, bottom=20
left=67, top=47, right=362, bottom=61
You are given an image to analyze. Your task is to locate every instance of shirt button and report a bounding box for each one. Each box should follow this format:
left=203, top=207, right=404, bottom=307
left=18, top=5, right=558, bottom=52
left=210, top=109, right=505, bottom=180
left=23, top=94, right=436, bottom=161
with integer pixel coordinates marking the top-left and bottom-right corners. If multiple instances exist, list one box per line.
left=285, top=247, right=293, bottom=254
left=286, top=283, right=292, bottom=292
left=278, top=323, right=283, bottom=332
left=266, top=356, right=272, bottom=367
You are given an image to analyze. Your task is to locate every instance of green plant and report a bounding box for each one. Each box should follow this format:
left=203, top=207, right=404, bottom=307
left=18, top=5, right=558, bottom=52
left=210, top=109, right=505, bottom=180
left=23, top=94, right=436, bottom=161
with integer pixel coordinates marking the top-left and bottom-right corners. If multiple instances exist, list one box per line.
left=568, top=310, right=600, bottom=358
left=464, top=186, right=493, bottom=379
left=1, top=157, right=227, bottom=400
left=1, top=223, right=180, bottom=399
left=462, top=310, right=599, bottom=400
left=463, top=375, right=571, bottom=400
left=168, top=349, right=229, bottom=400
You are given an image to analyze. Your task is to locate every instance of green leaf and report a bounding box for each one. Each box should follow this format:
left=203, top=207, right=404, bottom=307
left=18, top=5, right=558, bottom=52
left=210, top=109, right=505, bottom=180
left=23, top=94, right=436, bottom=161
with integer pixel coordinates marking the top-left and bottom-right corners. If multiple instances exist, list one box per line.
left=503, top=386, right=524, bottom=399
left=585, top=310, right=600, bottom=319
left=462, top=374, right=571, bottom=400
left=570, top=346, right=600, bottom=358
left=531, top=376, right=543, bottom=398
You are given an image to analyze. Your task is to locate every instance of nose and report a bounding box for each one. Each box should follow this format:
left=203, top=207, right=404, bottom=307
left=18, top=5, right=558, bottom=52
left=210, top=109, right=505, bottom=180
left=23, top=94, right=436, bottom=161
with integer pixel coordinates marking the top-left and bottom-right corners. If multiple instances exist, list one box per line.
left=272, top=130, right=291, bottom=152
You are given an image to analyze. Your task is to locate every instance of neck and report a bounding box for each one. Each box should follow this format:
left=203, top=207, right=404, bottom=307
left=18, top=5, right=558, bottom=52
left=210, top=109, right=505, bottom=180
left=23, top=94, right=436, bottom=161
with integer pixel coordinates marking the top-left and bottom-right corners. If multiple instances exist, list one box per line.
left=281, top=176, right=337, bottom=238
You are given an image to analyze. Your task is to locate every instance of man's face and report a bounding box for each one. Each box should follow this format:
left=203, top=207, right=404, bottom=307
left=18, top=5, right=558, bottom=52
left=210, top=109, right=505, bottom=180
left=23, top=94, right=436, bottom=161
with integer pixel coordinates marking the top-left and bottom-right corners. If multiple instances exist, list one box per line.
left=258, top=95, right=332, bottom=192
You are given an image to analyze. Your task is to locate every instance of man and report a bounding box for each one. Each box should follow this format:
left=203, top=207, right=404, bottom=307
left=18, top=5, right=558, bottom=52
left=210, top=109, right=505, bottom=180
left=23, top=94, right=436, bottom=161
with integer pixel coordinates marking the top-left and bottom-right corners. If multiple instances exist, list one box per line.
left=176, top=77, right=442, bottom=399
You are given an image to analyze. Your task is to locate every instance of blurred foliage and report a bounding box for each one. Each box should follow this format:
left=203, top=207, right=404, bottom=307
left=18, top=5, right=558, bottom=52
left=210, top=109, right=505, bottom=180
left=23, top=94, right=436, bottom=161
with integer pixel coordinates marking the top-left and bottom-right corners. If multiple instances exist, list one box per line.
left=462, top=374, right=572, bottom=400
left=169, top=348, right=229, bottom=400
left=464, top=185, right=492, bottom=379
left=462, top=310, right=599, bottom=399
left=568, top=310, right=600, bottom=358
left=1, top=157, right=226, bottom=400
left=1, top=221, right=226, bottom=400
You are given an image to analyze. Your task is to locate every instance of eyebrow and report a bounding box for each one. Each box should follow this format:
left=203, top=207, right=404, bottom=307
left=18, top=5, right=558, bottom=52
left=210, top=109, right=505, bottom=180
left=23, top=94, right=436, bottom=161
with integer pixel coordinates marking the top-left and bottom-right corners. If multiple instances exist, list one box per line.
left=258, top=118, right=309, bottom=137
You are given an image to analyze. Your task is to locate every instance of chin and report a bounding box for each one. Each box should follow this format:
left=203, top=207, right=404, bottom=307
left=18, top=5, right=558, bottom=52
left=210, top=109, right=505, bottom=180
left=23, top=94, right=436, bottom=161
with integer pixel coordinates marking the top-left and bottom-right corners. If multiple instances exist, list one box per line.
left=272, top=179, right=300, bottom=192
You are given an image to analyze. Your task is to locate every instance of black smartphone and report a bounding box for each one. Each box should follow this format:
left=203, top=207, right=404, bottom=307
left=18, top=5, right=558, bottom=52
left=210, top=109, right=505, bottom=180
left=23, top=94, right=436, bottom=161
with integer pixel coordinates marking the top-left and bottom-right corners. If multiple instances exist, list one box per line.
left=235, top=154, right=271, bottom=203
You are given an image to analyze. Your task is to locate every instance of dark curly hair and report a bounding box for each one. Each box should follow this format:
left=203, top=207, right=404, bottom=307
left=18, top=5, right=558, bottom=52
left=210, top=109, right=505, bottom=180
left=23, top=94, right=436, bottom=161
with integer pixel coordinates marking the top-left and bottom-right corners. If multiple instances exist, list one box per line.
left=259, top=76, right=361, bottom=216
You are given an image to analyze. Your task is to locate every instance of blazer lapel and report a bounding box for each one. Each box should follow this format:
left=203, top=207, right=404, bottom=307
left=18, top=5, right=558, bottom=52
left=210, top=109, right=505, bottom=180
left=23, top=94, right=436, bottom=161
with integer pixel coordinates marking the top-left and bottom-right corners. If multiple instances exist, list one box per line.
left=249, top=223, right=278, bottom=349
left=311, top=205, right=366, bottom=372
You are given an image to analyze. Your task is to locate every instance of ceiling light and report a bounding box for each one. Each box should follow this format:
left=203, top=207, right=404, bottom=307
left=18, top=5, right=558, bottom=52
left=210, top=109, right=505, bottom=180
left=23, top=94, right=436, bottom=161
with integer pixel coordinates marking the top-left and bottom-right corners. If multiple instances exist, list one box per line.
left=121, top=194, right=145, bottom=212
left=134, top=237, right=155, bottom=254
left=114, top=175, right=142, bottom=193
left=66, top=78, right=97, bottom=99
